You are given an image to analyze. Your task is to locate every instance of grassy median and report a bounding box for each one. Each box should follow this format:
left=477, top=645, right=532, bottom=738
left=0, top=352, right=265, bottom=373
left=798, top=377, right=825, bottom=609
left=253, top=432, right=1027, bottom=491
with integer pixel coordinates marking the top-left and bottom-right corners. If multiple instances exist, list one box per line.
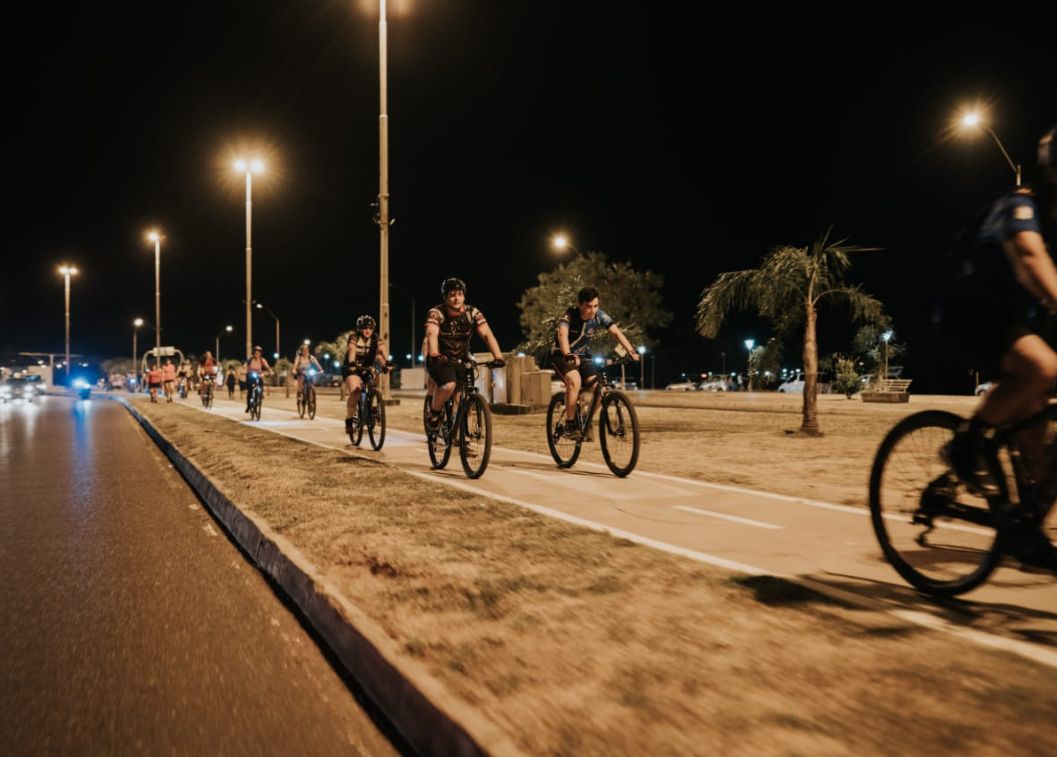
left=131, top=396, right=1056, bottom=755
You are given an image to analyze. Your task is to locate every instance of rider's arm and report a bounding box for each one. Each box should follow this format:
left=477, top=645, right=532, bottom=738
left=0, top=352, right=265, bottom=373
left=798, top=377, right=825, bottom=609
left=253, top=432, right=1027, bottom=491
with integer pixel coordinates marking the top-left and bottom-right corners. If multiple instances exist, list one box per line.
left=310, top=356, right=322, bottom=371
left=607, top=323, right=640, bottom=360
left=374, top=341, right=387, bottom=367
left=425, top=321, right=441, bottom=357
left=556, top=322, right=573, bottom=356
left=476, top=322, right=504, bottom=362
left=1003, top=231, right=1057, bottom=314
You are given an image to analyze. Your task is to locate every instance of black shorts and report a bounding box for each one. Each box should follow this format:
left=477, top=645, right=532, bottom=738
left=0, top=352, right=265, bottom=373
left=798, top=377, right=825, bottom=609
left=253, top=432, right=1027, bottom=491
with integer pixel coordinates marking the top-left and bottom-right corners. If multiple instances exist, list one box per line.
left=551, top=351, right=599, bottom=383
left=341, top=364, right=372, bottom=380
left=148, top=381, right=161, bottom=390
left=427, top=358, right=468, bottom=387
left=935, top=297, right=1036, bottom=377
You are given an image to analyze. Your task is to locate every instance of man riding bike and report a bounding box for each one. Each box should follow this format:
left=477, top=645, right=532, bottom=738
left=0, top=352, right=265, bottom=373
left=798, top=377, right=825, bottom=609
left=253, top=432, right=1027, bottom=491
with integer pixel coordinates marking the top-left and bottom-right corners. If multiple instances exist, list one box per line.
left=935, top=124, right=1057, bottom=567
left=551, top=286, right=639, bottom=440
left=293, top=343, right=324, bottom=401
left=198, top=350, right=219, bottom=396
left=342, top=316, right=387, bottom=434
left=245, top=346, right=272, bottom=413
left=424, top=278, right=505, bottom=432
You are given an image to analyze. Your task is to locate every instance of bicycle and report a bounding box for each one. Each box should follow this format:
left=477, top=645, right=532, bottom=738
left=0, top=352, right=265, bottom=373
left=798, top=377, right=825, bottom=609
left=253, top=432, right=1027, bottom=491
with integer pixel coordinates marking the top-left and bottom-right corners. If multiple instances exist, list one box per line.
left=246, top=372, right=265, bottom=422
left=423, top=357, right=499, bottom=479
left=869, top=401, right=1056, bottom=596
left=200, top=376, right=214, bottom=409
left=296, top=369, right=318, bottom=420
left=347, top=364, right=389, bottom=450
left=546, top=356, right=641, bottom=477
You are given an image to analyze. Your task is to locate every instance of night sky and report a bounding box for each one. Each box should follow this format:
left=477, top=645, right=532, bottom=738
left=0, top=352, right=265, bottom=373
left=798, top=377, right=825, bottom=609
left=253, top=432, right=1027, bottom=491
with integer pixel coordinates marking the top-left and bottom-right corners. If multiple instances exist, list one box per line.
left=3, top=3, right=1055, bottom=391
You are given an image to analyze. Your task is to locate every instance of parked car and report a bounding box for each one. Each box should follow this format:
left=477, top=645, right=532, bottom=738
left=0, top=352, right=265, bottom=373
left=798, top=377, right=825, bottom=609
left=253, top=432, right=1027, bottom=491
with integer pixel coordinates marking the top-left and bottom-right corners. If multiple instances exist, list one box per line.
left=665, top=380, right=698, bottom=392
left=698, top=379, right=728, bottom=392
left=777, top=378, right=804, bottom=393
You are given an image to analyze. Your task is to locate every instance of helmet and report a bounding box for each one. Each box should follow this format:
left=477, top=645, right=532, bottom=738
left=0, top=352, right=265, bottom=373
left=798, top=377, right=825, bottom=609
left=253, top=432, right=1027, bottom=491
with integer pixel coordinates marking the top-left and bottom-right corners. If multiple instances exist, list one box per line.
left=356, top=315, right=376, bottom=331
left=1039, top=124, right=1056, bottom=177
left=441, top=277, right=466, bottom=296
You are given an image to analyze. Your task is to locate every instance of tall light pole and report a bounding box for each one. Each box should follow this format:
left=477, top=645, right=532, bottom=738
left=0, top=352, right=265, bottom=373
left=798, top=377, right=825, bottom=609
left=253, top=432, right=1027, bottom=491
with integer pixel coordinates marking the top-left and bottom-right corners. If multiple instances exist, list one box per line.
left=255, top=302, right=280, bottom=365
left=58, top=264, right=78, bottom=382
left=744, top=339, right=755, bottom=393
left=376, top=0, right=393, bottom=398
left=881, top=330, right=893, bottom=382
left=132, top=318, right=144, bottom=381
left=958, top=111, right=1021, bottom=187
left=216, top=324, right=233, bottom=363
left=637, top=345, right=647, bottom=388
left=234, top=158, right=264, bottom=360
left=147, top=230, right=163, bottom=366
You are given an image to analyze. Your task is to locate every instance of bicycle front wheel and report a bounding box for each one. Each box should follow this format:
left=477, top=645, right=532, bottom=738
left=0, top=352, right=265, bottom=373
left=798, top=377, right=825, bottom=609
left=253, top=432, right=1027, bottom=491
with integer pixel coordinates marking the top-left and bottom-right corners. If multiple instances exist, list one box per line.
left=297, top=389, right=305, bottom=418
left=367, top=390, right=386, bottom=450
left=307, top=386, right=316, bottom=420
left=599, top=391, right=640, bottom=477
left=869, top=410, right=1004, bottom=597
left=459, top=393, right=492, bottom=479
left=546, top=392, right=582, bottom=468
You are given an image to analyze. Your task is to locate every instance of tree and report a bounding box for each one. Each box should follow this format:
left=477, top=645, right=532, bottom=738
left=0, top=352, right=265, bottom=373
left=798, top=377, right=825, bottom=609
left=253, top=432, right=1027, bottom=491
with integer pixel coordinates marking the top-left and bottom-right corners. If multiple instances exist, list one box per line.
left=830, top=354, right=862, bottom=398
left=851, top=324, right=906, bottom=379
left=517, top=251, right=672, bottom=362
left=696, top=228, right=885, bottom=435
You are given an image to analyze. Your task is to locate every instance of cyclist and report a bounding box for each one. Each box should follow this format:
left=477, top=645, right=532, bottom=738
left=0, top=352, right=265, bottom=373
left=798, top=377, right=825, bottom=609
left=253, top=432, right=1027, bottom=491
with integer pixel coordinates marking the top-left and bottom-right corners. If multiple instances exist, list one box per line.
left=162, top=359, right=177, bottom=403
left=146, top=364, right=162, bottom=403
left=935, top=124, right=1057, bottom=566
left=342, top=316, right=387, bottom=434
left=551, top=286, right=639, bottom=440
left=198, top=350, right=219, bottom=397
left=292, top=344, right=324, bottom=404
left=424, top=278, right=505, bottom=432
left=245, top=346, right=271, bottom=413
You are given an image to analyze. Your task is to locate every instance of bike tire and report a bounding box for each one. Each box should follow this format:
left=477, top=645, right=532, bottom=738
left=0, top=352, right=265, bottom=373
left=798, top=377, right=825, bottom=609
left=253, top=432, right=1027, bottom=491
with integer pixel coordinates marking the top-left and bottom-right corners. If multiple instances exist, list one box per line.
left=427, top=398, right=453, bottom=470
left=205, top=386, right=213, bottom=409
left=368, top=390, right=386, bottom=450
left=350, top=398, right=365, bottom=446
left=251, top=388, right=262, bottom=421
left=869, top=410, right=1004, bottom=597
left=307, top=386, right=316, bottom=420
left=545, top=392, right=582, bottom=468
left=297, top=389, right=305, bottom=418
left=459, top=393, right=492, bottom=479
left=598, top=390, right=640, bottom=477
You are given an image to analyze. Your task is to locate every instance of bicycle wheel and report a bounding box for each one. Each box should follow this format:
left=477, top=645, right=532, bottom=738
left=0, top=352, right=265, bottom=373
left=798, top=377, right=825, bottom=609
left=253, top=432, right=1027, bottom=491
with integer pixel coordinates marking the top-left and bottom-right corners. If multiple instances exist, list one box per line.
left=251, top=388, right=262, bottom=421
left=599, top=390, right=640, bottom=477
left=350, top=395, right=365, bottom=446
left=367, top=389, right=386, bottom=450
left=459, top=393, right=492, bottom=479
left=546, top=392, right=582, bottom=468
left=205, top=385, right=213, bottom=409
left=296, top=389, right=305, bottom=418
left=427, top=401, right=453, bottom=470
left=307, top=385, right=316, bottom=420
left=869, top=410, right=1004, bottom=597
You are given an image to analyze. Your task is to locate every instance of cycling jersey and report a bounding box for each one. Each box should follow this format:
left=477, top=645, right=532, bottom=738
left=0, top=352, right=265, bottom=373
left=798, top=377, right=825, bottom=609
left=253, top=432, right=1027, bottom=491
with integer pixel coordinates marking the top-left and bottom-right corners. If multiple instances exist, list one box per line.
left=555, top=306, right=615, bottom=356
left=293, top=354, right=321, bottom=375
left=425, top=304, right=486, bottom=360
left=347, top=332, right=380, bottom=369
left=246, top=357, right=270, bottom=374
left=200, top=358, right=217, bottom=375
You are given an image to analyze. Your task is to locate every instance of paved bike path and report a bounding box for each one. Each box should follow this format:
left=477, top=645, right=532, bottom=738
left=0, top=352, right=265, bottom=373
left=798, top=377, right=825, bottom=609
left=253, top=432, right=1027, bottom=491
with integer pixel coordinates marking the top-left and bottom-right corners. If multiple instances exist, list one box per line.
left=191, top=397, right=1057, bottom=663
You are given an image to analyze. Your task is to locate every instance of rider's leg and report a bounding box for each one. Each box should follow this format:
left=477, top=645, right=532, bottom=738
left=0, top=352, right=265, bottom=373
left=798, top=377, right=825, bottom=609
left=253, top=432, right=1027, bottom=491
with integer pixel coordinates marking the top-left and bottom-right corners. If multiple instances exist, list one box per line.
left=432, top=381, right=455, bottom=413
left=563, top=370, right=582, bottom=421
left=344, top=375, right=363, bottom=431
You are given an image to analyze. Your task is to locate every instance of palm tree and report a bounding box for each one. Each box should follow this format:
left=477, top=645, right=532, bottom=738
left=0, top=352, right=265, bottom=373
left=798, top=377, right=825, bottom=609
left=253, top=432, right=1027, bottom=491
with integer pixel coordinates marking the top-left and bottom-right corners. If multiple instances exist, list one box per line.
left=696, top=229, right=885, bottom=435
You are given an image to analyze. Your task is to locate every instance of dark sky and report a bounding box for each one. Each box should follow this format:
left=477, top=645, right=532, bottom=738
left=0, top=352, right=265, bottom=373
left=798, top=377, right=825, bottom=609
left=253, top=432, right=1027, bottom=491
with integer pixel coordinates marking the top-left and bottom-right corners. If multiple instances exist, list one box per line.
left=3, top=3, right=1055, bottom=390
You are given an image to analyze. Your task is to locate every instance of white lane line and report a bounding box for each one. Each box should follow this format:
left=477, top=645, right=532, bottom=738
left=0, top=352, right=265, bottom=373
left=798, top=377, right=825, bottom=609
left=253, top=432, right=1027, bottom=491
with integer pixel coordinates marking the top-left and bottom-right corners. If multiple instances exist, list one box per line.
left=507, top=466, right=690, bottom=499
left=672, top=505, right=783, bottom=530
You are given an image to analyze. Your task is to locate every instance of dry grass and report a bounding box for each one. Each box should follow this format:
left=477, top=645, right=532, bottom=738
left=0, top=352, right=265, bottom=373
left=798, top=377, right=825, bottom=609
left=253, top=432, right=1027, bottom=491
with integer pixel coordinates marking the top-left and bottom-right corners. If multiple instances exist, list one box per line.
left=132, top=397, right=1057, bottom=755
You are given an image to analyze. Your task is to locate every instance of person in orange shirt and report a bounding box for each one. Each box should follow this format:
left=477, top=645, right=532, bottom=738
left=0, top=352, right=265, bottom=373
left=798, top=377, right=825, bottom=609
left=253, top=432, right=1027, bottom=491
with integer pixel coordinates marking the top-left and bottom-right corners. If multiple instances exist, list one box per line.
left=146, top=365, right=163, bottom=403
left=162, top=359, right=177, bottom=403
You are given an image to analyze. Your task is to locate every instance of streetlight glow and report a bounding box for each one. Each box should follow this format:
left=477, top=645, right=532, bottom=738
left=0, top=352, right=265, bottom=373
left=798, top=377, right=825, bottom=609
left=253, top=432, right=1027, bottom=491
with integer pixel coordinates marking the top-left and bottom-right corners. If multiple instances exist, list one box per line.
left=134, top=317, right=144, bottom=327
left=233, top=159, right=247, bottom=173
left=744, top=339, right=755, bottom=351
left=961, top=112, right=980, bottom=128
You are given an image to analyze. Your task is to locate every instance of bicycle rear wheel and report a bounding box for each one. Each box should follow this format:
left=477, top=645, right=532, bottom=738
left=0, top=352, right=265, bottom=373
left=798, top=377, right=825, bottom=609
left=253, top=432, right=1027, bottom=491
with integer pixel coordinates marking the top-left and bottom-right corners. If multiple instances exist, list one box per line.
left=367, top=389, right=386, bottom=450
left=427, top=400, right=453, bottom=470
left=350, top=396, right=365, bottom=446
left=869, top=410, right=1004, bottom=596
left=307, top=385, right=316, bottom=420
left=459, top=394, right=492, bottom=478
left=546, top=392, right=582, bottom=468
left=599, top=391, right=640, bottom=477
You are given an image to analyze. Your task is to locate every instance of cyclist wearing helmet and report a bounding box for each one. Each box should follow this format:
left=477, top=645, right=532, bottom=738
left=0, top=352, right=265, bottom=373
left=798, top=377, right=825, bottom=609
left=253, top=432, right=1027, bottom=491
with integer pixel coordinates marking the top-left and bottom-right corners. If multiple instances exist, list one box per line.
left=936, top=125, right=1057, bottom=566
left=343, top=315, right=387, bottom=433
left=424, top=278, right=505, bottom=431
left=245, top=346, right=272, bottom=413
left=292, top=344, right=323, bottom=399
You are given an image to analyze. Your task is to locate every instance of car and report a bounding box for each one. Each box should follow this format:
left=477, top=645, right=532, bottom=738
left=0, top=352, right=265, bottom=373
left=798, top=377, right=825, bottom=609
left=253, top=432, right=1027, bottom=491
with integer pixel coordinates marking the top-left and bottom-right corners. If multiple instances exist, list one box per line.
left=612, top=380, right=639, bottom=391
left=665, top=380, right=698, bottom=392
left=2, top=377, right=37, bottom=402
left=698, top=379, right=728, bottom=392
left=777, top=378, right=804, bottom=393
left=975, top=381, right=993, bottom=396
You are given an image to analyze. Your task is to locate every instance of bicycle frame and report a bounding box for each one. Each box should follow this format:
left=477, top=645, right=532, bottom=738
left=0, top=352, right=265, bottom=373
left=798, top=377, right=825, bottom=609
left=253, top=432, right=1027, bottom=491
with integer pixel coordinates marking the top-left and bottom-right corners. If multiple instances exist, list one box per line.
left=996, top=402, right=1057, bottom=520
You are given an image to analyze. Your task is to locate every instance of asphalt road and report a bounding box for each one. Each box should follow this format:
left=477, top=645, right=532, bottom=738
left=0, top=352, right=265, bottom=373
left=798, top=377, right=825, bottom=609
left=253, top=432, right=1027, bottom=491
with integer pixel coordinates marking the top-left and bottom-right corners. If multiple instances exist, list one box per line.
left=0, top=396, right=398, bottom=755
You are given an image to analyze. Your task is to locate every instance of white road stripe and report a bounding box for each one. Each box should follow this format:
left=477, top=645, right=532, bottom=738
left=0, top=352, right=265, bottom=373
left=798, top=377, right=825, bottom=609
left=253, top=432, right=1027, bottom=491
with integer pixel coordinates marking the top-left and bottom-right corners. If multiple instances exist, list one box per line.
left=672, top=505, right=783, bottom=530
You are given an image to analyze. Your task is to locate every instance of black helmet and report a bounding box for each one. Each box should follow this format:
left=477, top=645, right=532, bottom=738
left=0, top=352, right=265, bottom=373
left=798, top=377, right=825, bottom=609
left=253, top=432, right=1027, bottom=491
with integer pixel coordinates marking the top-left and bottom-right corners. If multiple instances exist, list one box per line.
left=356, top=315, right=376, bottom=331
left=441, top=277, right=466, bottom=296
left=1039, top=124, right=1056, bottom=177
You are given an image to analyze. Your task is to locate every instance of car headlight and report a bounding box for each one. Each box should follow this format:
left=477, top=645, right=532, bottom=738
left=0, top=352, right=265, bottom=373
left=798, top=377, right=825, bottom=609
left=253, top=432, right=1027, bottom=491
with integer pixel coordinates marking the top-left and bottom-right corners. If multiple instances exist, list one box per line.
left=73, top=379, right=89, bottom=389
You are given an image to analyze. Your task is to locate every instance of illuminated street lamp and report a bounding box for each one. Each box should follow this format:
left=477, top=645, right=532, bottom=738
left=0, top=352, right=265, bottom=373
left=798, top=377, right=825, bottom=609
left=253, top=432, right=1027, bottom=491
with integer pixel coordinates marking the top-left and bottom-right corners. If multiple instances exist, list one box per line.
left=550, top=233, right=579, bottom=255
left=234, top=158, right=265, bottom=359
left=744, top=339, right=755, bottom=393
left=255, top=302, right=280, bottom=367
left=957, top=109, right=1021, bottom=186
left=132, top=318, right=144, bottom=382
left=58, top=264, right=79, bottom=381
left=147, top=230, right=163, bottom=366
left=216, top=324, right=234, bottom=363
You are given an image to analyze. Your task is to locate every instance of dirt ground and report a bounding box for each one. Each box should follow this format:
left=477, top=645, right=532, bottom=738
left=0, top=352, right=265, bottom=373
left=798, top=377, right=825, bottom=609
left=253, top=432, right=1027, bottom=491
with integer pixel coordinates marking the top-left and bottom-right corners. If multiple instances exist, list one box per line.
left=130, top=395, right=1057, bottom=755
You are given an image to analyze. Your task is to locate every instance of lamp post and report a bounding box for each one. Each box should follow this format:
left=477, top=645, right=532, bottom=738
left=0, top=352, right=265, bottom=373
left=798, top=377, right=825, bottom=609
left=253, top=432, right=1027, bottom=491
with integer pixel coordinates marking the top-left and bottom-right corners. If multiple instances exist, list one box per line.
left=880, top=329, right=893, bottom=382
left=744, top=339, right=755, bottom=392
left=234, top=158, right=264, bottom=360
left=637, top=345, right=647, bottom=388
left=147, top=230, right=163, bottom=366
left=132, top=318, right=144, bottom=383
left=216, top=324, right=233, bottom=363
left=958, top=111, right=1021, bottom=186
left=58, top=264, right=78, bottom=382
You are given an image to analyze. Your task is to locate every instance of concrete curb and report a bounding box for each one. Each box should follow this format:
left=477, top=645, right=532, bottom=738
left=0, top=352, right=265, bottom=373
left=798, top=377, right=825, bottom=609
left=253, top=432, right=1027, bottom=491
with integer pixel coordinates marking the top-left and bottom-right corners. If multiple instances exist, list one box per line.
left=117, top=397, right=525, bottom=757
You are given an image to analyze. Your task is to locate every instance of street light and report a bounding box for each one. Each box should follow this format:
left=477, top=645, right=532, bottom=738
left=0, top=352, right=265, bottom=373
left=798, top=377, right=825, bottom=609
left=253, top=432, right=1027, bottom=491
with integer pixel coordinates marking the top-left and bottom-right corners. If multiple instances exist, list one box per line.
left=255, top=302, right=280, bottom=367
left=234, top=158, right=265, bottom=360
left=132, top=318, right=144, bottom=382
left=58, top=264, right=78, bottom=382
left=146, top=230, right=163, bottom=366
left=637, top=345, right=647, bottom=388
left=744, top=339, right=755, bottom=393
left=957, top=109, right=1022, bottom=186
left=550, top=233, right=579, bottom=255
left=216, top=324, right=234, bottom=363
left=880, top=329, right=893, bottom=381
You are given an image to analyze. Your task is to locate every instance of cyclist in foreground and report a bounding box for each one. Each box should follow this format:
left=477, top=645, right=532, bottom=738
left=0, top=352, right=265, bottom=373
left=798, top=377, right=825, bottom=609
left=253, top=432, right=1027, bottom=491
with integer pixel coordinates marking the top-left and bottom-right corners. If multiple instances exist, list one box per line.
left=342, top=317, right=387, bottom=435
left=934, top=124, right=1057, bottom=567
left=424, top=278, right=505, bottom=432
left=245, top=346, right=271, bottom=413
left=552, top=286, right=639, bottom=440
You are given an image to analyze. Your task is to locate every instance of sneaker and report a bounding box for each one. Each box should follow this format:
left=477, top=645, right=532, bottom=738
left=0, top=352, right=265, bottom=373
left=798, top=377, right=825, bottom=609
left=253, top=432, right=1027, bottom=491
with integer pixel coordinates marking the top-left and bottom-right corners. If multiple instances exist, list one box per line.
left=345, top=416, right=355, bottom=434
left=426, top=410, right=442, bottom=433
left=944, top=426, right=997, bottom=495
left=562, top=423, right=582, bottom=442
